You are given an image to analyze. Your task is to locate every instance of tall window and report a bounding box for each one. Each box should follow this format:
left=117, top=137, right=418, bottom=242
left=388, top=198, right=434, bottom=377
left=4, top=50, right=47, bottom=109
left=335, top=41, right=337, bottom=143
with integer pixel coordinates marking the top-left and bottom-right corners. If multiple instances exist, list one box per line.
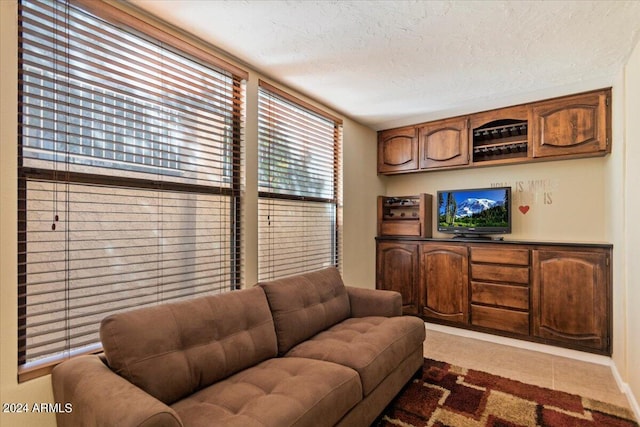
left=17, top=0, right=245, bottom=380
left=258, top=81, right=342, bottom=281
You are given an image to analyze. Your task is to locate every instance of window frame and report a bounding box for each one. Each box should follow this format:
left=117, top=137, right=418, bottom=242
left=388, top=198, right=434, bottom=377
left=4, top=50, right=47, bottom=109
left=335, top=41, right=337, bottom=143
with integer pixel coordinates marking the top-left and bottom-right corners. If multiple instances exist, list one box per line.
left=257, top=80, right=342, bottom=281
left=17, top=0, right=246, bottom=381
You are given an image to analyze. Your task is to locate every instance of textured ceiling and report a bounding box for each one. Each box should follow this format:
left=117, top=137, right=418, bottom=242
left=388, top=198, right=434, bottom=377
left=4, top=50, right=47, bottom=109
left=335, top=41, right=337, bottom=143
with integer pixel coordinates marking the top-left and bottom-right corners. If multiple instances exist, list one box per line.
left=128, top=0, right=640, bottom=130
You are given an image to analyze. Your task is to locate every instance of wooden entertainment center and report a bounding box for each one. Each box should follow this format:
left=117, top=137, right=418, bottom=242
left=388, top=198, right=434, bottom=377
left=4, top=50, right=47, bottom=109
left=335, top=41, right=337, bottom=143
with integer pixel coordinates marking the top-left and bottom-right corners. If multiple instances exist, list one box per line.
left=375, top=88, right=613, bottom=356
left=376, top=237, right=612, bottom=355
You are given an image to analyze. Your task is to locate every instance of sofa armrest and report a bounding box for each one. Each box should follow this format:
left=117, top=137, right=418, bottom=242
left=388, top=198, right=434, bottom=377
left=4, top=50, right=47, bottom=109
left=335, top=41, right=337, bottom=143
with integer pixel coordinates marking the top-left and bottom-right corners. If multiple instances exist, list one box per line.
left=346, top=286, right=402, bottom=317
left=52, top=355, right=183, bottom=427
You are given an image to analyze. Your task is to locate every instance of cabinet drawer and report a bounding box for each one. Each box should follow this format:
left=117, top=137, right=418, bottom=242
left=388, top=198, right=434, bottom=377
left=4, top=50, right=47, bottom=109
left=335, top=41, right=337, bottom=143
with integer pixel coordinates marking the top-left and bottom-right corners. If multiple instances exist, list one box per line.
left=471, top=304, right=529, bottom=335
left=380, top=221, right=421, bottom=236
left=470, top=247, right=529, bottom=265
left=471, top=264, right=529, bottom=284
left=471, top=281, right=529, bottom=310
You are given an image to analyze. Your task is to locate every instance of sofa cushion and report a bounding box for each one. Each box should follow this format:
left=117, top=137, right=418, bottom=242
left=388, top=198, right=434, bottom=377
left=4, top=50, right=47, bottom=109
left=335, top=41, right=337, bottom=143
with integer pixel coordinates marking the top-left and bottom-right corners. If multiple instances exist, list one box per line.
left=285, top=316, right=426, bottom=396
left=259, top=267, right=351, bottom=355
left=100, top=286, right=278, bottom=405
left=171, top=357, right=362, bottom=427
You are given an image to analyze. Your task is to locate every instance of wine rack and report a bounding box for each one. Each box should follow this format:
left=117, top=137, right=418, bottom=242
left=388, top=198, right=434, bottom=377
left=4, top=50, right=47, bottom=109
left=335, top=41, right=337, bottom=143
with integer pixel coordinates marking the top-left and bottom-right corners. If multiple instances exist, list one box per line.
left=377, top=194, right=432, bottom=237
left=472, top=119, right=528, bottom=163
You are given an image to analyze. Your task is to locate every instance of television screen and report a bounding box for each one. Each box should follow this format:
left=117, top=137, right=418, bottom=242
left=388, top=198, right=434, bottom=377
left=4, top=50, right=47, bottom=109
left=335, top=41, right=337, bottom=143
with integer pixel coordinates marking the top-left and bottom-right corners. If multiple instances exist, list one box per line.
left=437, top=186, right=511, bottom=236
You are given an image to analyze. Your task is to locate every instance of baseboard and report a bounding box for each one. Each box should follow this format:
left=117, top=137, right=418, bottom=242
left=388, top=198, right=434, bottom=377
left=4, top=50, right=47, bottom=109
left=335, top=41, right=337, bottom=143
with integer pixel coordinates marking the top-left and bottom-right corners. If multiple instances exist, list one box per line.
left=425, top=322, right=640, bottom=420
left=610, top=363, right=640, bottom=421
left=425, top=322, right=612, bottom=365
left=628, top=386, right=640, bottom=422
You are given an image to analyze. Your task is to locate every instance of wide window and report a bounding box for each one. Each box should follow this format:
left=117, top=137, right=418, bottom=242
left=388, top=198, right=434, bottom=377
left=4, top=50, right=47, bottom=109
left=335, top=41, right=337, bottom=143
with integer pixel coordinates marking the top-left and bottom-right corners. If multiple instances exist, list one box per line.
left=257, top=81, right=342, bottom=281
left=17, top=0, right=245, bottom=380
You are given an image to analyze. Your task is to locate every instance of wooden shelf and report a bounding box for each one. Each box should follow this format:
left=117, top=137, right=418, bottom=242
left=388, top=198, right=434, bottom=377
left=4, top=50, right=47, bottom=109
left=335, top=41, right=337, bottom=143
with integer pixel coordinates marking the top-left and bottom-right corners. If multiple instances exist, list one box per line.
left=473, top=141, right=527, bottom=152
left=378, top=194, right=432, bottom=237
left=382, top=215, right=420, bottom=220
left=473, top=120, right=528, bottom=163
left=473, top=122, right=527, bottom=140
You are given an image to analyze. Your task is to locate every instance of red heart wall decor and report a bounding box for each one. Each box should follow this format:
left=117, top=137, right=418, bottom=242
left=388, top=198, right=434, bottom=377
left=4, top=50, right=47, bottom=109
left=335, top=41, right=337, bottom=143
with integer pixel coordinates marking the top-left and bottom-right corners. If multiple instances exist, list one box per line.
left=519, top=205, right=530, bottom=214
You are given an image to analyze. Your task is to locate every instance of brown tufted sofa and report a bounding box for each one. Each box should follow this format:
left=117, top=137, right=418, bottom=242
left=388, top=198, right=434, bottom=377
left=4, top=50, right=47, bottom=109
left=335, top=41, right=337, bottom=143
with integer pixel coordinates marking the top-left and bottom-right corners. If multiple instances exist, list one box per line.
left=51, top=267, right=425, bottom=427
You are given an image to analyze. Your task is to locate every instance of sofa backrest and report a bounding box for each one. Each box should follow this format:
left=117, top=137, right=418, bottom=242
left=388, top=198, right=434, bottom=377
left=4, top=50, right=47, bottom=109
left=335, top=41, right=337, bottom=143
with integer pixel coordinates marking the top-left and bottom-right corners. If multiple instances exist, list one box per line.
left=259, top=267, right=351, bottom=355
left=100, top=286, right=277, bottom=405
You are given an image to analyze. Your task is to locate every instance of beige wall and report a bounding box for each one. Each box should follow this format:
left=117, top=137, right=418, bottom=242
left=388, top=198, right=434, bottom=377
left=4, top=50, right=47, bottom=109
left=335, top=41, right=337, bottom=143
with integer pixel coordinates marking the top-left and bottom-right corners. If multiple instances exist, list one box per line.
left=342, top=120, right=386, bottom=287
left=622, top=34, right=640, bottom=414
left=385, top=157, right=608, bottom=242
left=0, top=2, right=379, bottom=426
left=607, top=79, right=628, bottom=383
left=0, top=4, right=57, bottom=426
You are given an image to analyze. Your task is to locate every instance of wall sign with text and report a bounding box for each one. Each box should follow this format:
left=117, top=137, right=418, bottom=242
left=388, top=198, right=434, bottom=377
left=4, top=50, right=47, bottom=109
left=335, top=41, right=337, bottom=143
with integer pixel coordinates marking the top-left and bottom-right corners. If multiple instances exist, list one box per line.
left=492, top=179, right=558, bottom=215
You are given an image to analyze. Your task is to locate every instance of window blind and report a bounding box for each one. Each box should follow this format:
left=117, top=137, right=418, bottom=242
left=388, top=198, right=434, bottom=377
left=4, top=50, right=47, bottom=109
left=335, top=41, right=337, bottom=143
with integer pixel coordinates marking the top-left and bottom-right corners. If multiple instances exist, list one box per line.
left=17, top=0, right=245, bottom=379
left=257, top=81, right=342, bottom=281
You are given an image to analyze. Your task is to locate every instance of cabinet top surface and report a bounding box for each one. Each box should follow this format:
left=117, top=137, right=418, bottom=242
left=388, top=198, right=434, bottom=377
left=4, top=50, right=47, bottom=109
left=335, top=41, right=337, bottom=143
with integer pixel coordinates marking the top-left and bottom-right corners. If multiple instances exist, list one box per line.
left=376, top=236, right=613, bottom=249
left=377, top=87, right=611, bottom=134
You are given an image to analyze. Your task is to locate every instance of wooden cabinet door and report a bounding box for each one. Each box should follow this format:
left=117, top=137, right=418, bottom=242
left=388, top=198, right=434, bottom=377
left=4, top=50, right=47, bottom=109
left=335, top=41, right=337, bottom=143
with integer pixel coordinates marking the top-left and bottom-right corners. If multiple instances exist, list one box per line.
left=419, top=244, right=468, bottom=324
left=378, top=126, right=418, bottom=173
left=376, top=242, right=419, bottom=315
left=531, top=90, right=610, bottom=158
left=532, top=249, right=610, bottom=353
left=418, top=117, right=469, bottom=169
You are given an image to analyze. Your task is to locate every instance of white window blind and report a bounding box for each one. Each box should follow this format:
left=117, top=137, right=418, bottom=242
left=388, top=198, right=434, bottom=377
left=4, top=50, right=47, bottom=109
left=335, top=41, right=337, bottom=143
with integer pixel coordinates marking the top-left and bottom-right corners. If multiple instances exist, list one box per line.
left=17, top=0, right=245, bottom=379
left=257, top=81, right=342, bottom=281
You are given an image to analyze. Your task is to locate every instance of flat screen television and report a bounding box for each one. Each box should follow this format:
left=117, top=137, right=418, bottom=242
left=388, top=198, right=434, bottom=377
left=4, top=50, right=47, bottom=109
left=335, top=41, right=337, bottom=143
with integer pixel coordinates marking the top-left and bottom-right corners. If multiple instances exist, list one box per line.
left=437, top=186, right=511, bottom=238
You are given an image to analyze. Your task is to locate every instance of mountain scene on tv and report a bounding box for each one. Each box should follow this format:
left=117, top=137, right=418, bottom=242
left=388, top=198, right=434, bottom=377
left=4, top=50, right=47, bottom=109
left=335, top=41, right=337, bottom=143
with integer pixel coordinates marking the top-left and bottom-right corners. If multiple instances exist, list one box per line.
left=438, top=189, right=509, bottom=228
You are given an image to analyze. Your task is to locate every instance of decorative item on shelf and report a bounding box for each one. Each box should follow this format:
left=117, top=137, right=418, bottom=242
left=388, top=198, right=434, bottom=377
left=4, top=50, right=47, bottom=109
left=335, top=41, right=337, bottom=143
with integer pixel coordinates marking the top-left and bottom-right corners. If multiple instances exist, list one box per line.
left=377, top=193, right=432, bottom=237
left=473, top=123, right=527, bottom=141
left=472, top=119, right=529, bottom=163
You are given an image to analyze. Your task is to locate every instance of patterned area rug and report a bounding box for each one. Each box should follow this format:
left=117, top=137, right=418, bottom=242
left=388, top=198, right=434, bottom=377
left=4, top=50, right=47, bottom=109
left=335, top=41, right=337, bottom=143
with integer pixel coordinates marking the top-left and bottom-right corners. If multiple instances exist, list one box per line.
left=377, top=358, right=638, bottom=427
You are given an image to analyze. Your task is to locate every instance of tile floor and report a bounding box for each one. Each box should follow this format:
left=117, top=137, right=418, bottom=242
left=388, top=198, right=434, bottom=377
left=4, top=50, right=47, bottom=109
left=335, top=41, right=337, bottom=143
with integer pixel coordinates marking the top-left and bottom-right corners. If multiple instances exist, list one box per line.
left=423, top=325, right=631, bottom=410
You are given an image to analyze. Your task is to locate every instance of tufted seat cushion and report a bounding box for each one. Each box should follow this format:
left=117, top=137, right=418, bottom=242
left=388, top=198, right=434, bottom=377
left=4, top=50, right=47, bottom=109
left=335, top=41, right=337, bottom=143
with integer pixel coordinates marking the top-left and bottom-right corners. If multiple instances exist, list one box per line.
left=171, top=357, right=361, bottom=427
left=284, top=316, right=426, bottom=396
left=100, top=286, right=278, bottom=405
